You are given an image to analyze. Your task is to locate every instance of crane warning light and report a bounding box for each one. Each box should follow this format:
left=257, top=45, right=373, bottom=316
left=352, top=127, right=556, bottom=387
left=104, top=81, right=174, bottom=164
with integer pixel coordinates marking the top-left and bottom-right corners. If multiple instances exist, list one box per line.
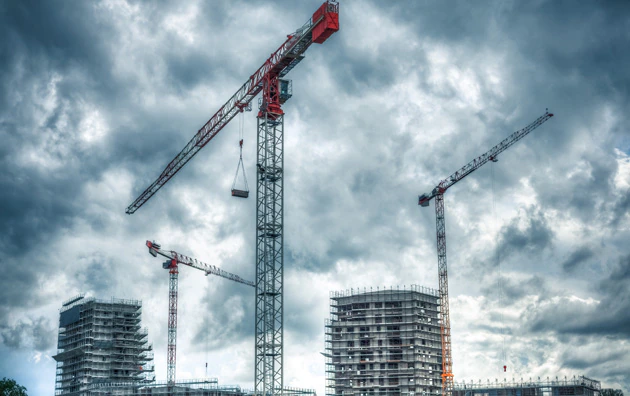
left=503, top=365, right=507, bottom=372
left=312, top=1, right=339, bottom=44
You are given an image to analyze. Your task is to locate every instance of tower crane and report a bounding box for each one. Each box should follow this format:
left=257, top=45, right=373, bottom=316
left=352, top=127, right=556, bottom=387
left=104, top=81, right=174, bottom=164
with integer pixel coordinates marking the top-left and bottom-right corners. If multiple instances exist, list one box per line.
left=417, top=111, right=554, bottom=396
left=146, top=240, right=254, bottom=388
left=127, top=3, right=339, bottom=395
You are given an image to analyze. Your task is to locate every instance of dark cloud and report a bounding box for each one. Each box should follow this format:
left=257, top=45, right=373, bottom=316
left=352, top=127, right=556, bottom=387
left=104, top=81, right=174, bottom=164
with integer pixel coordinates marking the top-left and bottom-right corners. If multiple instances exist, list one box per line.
left=562, top=247, right=595, bottom=273
left=496, top=207, right=554, bottom=260
left=561, top=347, right=626, bottom=371
left=526, top=254, right=630, bottom=337
left=0, top=0, right=629, bottom=393
left=0, top=316, right=55, bottom=352
left=191, top=283, right=254, bottom=352
left=481, top=275, right=548, bottom=307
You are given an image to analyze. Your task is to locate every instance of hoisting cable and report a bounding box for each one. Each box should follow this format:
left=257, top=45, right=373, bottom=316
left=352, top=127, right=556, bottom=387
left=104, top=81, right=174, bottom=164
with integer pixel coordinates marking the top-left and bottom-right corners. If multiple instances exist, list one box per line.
left=231, top=111, right=249, bottom=198
left=205, top=308, right=209, bottom=378
left=491, top=162, right=507, bottom=373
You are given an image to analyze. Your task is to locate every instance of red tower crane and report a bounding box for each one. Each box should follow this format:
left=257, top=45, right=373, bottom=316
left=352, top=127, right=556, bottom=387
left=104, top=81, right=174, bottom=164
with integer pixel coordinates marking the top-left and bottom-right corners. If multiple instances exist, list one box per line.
left=418, top=111, right=554, bottom=396
left=146, top=240, right=254, bottom=388
left=128, top=4, right=339, bottom=395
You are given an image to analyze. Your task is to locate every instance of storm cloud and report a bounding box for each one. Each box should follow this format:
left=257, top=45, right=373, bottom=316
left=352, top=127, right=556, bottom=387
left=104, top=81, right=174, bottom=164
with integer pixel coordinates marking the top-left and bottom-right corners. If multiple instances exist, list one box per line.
left=1, top=0, right=629, bottom=394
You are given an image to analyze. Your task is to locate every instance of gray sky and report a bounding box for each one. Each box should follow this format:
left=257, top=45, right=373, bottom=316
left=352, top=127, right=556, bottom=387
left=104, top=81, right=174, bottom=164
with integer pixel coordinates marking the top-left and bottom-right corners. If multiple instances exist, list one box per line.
left=1, top=0, right=629, bottom=394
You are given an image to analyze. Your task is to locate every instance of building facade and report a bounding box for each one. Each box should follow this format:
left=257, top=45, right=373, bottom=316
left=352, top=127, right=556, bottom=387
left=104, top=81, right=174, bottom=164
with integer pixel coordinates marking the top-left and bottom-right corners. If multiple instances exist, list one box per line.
left=325, top=286, right=443, bottom=396
left=452, top=376, right=601, bottom=396
left=53, top=294, right=155, bottom=395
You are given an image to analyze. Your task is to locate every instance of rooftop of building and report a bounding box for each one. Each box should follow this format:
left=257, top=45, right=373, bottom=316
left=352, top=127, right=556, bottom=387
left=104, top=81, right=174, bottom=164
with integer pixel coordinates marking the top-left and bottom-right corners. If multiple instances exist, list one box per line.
left=330, top=285, right=439, bottom=299
left=453, top=375, right=601, bottom=391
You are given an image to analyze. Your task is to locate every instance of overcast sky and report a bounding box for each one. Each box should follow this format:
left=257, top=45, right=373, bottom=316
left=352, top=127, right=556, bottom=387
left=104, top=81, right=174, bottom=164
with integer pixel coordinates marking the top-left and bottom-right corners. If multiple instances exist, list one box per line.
left=1, top=0, right=629, bottom=394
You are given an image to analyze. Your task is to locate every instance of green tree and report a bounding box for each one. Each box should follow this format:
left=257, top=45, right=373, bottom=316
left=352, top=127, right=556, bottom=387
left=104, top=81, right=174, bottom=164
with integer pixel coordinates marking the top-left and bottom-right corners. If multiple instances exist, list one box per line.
left=0, top=377, right=28, bottom=396
left=601, top=390, right=624, bottom=396
left=0, top=378, right=27, bottom=396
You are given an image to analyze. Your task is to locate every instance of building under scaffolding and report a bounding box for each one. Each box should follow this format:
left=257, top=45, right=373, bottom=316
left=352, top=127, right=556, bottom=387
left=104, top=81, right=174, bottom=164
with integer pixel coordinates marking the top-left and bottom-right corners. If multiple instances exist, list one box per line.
left=452, top=376, right=601, bottom=396
left=325, top=285, right=442, bottom=396
left=53, top=294, right=155, bottom=395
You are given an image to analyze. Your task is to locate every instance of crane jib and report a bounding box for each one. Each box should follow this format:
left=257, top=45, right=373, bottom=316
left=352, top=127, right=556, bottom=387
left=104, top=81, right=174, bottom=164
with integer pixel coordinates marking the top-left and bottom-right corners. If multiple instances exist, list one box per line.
left=417, top=112, right=553, bottom=207
left=125, top=2, right=339, bottom=214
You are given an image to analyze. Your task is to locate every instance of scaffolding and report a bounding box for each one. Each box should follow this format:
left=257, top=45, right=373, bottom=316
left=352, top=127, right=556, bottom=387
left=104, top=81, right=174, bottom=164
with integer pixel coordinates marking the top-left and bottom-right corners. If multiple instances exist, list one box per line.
left=54, top=294, right=155, bottom=396
left=452, top=376, right=601, bottom=396
left=325, top=285, right=442, bottom=396
left=84, top=380, right=316, bottom=396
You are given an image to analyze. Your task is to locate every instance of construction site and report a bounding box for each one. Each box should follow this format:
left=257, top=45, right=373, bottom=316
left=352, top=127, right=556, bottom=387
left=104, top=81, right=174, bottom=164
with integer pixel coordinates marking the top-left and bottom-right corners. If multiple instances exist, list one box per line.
left=49, top=1, right=603, bottom=396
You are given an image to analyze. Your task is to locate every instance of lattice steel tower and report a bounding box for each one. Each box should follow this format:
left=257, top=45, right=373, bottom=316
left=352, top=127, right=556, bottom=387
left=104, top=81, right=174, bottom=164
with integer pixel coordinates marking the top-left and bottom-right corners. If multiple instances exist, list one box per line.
left=255, top=79, right=285, bottom=395
left=125, top=4, right=339, bottom=395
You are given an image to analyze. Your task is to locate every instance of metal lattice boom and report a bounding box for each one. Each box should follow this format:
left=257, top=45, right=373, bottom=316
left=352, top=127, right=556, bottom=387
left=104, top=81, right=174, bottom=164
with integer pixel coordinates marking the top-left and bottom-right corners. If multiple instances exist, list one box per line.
left=125, top=1, right=339, bottom=215
left=418, top=111, right=554, bottom=396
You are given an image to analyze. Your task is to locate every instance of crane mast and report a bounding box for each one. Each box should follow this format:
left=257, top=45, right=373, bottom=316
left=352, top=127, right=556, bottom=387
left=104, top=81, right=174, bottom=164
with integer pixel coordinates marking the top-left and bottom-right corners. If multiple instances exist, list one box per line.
left=146, top=240, right=255, bottom=388
left=418, top=111, right=554, bottom=396
left=128, top=5, right=339, bottom=395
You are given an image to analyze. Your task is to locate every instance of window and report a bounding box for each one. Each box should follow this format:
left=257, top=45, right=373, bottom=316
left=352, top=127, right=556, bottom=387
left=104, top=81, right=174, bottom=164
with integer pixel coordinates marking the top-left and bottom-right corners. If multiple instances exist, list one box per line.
left=375, top=302, right=383, bottom=308
left=378, top=340, right=383, bottom=346
left=347, top=341, right=354, bottom=347
left=347, top=327, right=354, bottom=333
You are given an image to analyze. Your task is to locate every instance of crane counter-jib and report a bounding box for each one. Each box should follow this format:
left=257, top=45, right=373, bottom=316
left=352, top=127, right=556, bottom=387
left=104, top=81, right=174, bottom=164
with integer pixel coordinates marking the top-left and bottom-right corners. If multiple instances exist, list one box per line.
left=125, top=0, right=339, bottom=215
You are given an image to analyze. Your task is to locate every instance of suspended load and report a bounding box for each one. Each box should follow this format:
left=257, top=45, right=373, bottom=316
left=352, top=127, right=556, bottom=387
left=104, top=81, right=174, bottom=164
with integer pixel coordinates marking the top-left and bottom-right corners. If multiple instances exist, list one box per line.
left=232, top=112, right=249, bottom=198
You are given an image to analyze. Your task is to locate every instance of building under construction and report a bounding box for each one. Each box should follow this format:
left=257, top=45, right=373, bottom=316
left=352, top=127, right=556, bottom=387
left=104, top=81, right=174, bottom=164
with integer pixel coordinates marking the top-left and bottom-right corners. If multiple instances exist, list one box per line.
left=53, top=294, right=155, bottom=395
left=452, top=375, right=601, bottom=396
left=325, top=285, right=443, bottom=396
